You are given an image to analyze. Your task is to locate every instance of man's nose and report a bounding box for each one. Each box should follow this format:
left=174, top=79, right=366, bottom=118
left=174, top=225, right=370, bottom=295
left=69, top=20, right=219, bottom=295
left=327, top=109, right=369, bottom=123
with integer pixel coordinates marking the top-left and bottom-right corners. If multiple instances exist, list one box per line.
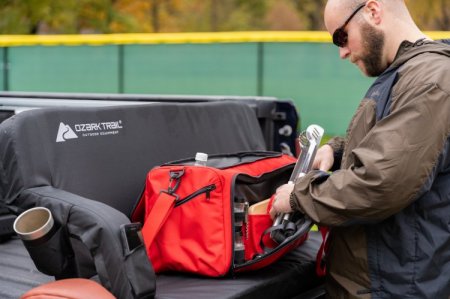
left=339, top=46, right=350, bottom=59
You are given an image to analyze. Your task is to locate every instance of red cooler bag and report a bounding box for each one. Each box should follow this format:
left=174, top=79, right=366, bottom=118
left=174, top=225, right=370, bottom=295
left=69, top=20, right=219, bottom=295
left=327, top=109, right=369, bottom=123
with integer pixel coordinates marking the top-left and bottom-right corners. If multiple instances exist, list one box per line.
left=131, top=151, right=312, bottom=277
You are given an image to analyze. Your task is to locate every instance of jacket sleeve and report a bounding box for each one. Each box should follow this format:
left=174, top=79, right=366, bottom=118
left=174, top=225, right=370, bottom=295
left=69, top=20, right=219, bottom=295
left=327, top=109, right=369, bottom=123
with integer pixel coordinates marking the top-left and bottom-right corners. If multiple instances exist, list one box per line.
left=292, top=83, right=450, bottom=226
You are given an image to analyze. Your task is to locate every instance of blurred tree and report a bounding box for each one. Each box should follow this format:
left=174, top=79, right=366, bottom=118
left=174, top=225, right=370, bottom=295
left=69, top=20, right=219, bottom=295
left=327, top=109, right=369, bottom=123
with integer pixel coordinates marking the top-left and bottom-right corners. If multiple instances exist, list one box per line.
left=210, top=0, right=219, bottom=31
left=407, top=0, right=450, bottom=31
left=109, top=0, right=151, bottom=33
left=116, top=0, right=183, bottom=33
left=265, top=0, right=303, bottom=30
left=0, top=0, right=447, bottom=34
left=293, top=0, right=327, bottom=30
left=225, top=0, right=267, bottom=31
left=0, top=0, right=52, bottom=34
left=167, top=1, right=210, bottom=32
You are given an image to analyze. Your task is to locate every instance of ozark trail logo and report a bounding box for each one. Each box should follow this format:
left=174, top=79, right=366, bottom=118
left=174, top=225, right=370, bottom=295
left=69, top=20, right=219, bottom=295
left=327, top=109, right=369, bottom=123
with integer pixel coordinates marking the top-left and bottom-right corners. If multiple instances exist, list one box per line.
left=56, top=120, right=123, bottom=143
left=56, top=122, right=78, bottom=142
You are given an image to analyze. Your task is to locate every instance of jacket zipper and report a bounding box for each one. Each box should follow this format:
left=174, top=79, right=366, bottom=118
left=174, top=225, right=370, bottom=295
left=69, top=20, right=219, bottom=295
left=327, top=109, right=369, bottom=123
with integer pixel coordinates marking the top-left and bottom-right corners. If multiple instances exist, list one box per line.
left=174, top=184, right=216, bottom=207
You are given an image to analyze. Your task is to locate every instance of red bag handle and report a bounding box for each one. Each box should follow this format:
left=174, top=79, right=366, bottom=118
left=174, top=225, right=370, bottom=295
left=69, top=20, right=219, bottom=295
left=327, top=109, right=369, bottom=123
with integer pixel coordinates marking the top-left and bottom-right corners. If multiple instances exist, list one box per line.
left=141, top=168, right=185, bottom=246
left=141, top=191, right=178, bottom=246
left=315, top=226, right=329, bottom=277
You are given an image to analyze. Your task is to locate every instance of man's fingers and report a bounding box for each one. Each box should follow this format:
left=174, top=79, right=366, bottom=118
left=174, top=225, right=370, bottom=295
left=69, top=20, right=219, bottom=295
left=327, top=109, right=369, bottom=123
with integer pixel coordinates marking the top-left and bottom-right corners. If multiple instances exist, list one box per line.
left=319, top=160, right=332, bottom=171
left=313, top=144, right=334, bottom=171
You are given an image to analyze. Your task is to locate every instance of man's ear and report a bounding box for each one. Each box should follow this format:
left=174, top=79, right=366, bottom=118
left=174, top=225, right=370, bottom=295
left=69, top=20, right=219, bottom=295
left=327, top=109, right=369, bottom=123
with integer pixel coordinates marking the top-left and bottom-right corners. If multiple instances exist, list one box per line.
left=365, top=0, right=382, bottom=25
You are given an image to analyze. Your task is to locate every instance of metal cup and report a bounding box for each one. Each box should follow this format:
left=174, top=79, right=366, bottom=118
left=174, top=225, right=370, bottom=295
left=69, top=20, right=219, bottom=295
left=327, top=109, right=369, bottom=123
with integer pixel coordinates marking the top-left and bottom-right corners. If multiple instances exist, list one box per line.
left=13, top=207, right=76, bottom=278
left=13, top=207, right=54, bottom=242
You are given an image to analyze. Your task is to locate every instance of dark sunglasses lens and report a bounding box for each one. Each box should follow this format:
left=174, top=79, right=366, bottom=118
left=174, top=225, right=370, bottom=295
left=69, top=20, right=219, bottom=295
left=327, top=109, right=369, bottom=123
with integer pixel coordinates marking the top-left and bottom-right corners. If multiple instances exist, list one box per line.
left=333, top=29, right=347, bottom=47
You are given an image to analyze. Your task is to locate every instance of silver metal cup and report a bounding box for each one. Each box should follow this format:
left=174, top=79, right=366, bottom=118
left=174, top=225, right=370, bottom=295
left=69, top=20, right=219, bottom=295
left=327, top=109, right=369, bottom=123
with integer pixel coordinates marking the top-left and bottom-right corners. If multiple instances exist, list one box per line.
left=13, top=207, right=54, bottom=241
left=12, top=207, right=76, bottom=278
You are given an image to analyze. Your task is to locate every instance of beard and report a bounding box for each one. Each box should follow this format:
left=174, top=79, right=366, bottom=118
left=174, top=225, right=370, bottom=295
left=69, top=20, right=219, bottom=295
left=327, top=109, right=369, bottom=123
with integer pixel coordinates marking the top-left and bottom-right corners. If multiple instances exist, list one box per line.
left=356, top=22, right=386, bottom=77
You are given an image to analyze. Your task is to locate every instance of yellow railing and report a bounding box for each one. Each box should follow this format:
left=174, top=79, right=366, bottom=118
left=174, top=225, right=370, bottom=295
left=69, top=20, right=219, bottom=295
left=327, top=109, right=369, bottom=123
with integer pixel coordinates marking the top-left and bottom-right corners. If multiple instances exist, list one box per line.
left=0, top=31, right=448, bottom=47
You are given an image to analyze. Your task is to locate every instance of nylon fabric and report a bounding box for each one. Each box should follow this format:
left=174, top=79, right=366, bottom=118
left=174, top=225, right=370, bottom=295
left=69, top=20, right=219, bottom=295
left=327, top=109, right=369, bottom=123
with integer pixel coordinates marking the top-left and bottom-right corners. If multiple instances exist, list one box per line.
left=145, top=166, right=230, bottom=276
left=134, top=153, right=310, bottom=276
left=0, top=102, right=266, bottom=217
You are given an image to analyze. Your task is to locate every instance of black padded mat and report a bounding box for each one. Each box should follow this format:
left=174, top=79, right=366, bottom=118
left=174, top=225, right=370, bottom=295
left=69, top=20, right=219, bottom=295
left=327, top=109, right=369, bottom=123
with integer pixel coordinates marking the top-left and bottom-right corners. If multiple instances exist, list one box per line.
left=0, top=232, right=322, bottom=299
left=155, top=232, right=323, bottom=299
left=0, top=237, right=53, bottom=299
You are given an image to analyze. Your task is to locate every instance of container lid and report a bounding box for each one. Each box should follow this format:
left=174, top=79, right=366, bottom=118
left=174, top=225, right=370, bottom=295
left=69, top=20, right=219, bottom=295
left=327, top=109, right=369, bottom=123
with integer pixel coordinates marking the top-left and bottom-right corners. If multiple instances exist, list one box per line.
left=195, top=152, right=208, bottom=162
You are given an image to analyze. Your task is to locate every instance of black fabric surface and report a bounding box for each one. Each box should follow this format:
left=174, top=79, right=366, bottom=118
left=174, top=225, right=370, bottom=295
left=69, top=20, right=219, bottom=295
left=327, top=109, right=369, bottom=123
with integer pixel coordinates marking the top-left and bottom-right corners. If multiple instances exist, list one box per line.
left=156, top=232, right=322, bottom=299
left=0, top=233, right=322, bottom=299
left=0, top=237, right=53, bottom=299
left=0, top=102, right=266, bottom=217
left=0, top=92, right=299, bottom=155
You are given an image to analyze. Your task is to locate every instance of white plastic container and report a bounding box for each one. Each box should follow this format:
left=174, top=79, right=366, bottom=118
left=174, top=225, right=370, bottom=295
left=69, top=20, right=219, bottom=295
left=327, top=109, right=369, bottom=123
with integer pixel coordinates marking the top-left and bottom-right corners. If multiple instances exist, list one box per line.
left=194, top=152, right=208, bottom=166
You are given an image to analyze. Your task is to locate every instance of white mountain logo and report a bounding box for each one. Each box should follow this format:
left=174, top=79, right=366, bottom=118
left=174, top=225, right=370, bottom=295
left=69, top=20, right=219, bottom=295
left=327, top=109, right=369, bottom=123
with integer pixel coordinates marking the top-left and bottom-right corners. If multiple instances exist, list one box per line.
left=56, top=122, right=78, bottom=142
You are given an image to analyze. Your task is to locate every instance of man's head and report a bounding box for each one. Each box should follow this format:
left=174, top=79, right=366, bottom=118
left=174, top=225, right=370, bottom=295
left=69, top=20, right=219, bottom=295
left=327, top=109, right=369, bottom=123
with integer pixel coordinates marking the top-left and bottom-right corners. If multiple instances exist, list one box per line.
left=324, top=0, right=426, bottom=77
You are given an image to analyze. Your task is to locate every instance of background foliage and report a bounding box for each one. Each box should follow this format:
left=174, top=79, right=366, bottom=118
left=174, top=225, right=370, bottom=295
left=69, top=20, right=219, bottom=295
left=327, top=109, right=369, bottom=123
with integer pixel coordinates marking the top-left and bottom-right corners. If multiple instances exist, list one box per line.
left=0, top=0, right=446, bottom=34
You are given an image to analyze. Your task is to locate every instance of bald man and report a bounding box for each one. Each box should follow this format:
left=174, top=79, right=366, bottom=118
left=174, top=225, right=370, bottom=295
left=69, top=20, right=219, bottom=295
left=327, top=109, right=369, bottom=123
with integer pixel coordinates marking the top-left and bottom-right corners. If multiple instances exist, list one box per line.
left=271, top=0, right=450, bottom=298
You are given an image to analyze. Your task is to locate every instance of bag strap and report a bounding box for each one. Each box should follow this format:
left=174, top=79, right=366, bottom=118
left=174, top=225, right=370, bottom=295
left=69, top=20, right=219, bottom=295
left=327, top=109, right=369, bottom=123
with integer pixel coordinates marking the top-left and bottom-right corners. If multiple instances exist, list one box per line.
left=141, top=191, right=178, bottom=246
left=141, top=168, right=185, bottom=246
left=315, top=226, right=329, bottom=277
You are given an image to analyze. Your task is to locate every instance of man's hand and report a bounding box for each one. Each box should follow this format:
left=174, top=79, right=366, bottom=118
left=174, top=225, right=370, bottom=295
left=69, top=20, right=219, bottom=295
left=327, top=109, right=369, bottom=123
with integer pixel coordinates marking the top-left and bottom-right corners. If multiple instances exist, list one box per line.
left=270, top=144, right=334, bottom=219
left=270, top=183, right=295, bottom=219
left=312, top=144, right=334, bottom=171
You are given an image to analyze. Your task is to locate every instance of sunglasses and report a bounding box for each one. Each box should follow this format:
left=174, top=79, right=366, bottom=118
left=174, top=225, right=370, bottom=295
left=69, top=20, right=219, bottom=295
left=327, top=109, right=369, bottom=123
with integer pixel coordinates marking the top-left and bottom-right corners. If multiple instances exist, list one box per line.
left=332, top=2, right=366, bottom=47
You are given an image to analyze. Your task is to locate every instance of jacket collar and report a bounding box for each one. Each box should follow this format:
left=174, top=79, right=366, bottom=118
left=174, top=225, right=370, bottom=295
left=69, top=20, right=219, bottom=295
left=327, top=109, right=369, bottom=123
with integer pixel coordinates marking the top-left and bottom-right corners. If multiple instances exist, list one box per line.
left=390, top=39, right=450, bottom=71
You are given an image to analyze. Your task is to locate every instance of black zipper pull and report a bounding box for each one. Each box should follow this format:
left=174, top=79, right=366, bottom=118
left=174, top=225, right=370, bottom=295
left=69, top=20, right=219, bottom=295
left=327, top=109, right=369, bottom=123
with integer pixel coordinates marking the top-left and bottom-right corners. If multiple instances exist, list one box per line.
left=205, top=185, right=216, bottom=200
